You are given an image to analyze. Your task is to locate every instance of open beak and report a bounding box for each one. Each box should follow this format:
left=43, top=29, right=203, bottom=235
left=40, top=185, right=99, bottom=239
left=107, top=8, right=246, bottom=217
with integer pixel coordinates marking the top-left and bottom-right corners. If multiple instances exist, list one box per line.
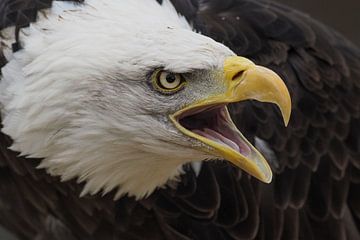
left=169, top=56, right=291, bottom=183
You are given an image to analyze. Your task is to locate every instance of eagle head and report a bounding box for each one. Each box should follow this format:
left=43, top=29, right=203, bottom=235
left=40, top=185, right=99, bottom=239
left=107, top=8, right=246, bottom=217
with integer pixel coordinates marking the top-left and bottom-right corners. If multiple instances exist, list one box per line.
left=0, top=0, right=291, bottom=199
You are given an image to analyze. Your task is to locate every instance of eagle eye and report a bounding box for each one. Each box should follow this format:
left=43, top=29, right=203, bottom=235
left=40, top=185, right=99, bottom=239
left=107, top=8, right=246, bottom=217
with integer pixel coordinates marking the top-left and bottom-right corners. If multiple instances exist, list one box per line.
left=152, top=70, right=186, bottom=94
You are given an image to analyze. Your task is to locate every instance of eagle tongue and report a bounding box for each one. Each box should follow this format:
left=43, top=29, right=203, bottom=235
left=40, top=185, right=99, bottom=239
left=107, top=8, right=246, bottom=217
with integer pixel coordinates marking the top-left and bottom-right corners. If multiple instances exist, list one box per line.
left=204, top=128, right=240, bottom=152
left=192, top=129, right=240, bottom=153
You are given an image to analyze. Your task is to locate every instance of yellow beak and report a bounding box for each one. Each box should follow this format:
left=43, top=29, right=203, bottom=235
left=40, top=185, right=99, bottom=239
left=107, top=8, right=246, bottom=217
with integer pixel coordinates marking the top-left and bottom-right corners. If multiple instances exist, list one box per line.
left=170, top=56, right=291, bottom=183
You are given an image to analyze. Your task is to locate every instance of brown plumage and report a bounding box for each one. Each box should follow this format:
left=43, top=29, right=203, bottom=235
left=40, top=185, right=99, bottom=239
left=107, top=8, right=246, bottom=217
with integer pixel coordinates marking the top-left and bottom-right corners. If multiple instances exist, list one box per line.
left=0, top=0, right=359, bottom=239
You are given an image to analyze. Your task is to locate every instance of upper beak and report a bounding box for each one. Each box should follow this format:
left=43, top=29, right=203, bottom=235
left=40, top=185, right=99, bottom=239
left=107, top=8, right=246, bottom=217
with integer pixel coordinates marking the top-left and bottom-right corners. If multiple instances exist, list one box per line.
left=170, top=56, right=291, bottom=183
left=223, top=56, right=291, bottom=125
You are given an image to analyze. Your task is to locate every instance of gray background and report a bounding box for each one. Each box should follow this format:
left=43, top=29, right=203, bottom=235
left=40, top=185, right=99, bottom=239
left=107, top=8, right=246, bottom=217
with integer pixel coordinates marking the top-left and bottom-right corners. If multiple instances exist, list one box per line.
left=0, top=0, right=359, bottom=239
left=277, top=0, right=360, bottom=46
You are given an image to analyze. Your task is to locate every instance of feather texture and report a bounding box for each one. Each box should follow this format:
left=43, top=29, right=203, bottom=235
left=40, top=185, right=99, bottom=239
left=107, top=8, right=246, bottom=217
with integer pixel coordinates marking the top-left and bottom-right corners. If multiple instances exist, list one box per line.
left=0, top=0, right=359, bottom=239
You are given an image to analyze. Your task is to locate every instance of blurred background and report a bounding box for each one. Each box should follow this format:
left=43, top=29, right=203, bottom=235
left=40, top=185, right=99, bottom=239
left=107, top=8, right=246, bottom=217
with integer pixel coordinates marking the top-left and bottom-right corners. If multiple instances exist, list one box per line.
left=0, top=0, right=359, bottom=239
left=277, top=0, right=360, bottom=46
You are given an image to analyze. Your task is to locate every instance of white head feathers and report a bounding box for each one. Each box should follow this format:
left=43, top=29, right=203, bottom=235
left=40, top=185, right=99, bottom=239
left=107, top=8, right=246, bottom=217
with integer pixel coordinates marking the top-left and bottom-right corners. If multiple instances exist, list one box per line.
left=0, top=0, right=234, bottom=199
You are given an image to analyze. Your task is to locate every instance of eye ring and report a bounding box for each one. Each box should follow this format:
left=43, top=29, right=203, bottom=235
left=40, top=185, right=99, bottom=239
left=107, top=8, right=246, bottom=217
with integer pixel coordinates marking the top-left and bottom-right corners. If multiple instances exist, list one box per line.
left=152, top=70, right=186, bottom=94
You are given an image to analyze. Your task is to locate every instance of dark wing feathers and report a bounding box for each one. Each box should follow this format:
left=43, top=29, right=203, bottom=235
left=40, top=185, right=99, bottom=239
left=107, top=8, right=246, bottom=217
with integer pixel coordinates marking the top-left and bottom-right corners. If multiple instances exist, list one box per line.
left=0, top=0, right=360, bottom=239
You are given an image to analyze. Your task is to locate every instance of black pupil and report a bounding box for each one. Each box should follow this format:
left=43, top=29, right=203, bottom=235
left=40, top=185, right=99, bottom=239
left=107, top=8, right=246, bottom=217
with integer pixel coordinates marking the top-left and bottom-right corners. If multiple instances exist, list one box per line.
left=166, top=74, right=177, bottom=83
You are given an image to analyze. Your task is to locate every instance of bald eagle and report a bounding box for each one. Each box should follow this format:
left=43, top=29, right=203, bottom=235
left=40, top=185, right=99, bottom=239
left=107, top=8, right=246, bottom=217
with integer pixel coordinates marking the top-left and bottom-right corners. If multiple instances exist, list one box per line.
left=0, top=0, right=359, bottom=239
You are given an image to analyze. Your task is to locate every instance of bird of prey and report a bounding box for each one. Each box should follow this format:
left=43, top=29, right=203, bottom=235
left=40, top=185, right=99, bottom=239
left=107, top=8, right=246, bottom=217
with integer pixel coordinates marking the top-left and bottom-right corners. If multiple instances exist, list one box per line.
left=0, top=0, right=359, bottom=239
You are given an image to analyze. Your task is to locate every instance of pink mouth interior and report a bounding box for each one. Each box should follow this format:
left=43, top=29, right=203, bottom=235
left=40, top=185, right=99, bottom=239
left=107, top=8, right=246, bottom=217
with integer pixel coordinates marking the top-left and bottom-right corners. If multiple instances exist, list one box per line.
left=177, top=106, right=251, bottom=156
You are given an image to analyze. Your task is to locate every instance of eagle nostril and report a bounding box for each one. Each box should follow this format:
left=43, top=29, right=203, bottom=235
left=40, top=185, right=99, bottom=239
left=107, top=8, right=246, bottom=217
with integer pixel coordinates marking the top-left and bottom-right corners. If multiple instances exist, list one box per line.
left=232, top=70, right=245, bottom=81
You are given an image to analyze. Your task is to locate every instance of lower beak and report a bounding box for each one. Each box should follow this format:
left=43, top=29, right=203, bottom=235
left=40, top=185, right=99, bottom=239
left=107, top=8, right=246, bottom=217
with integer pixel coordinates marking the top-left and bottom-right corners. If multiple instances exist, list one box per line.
left=170, top=56, right=291, bottom=183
